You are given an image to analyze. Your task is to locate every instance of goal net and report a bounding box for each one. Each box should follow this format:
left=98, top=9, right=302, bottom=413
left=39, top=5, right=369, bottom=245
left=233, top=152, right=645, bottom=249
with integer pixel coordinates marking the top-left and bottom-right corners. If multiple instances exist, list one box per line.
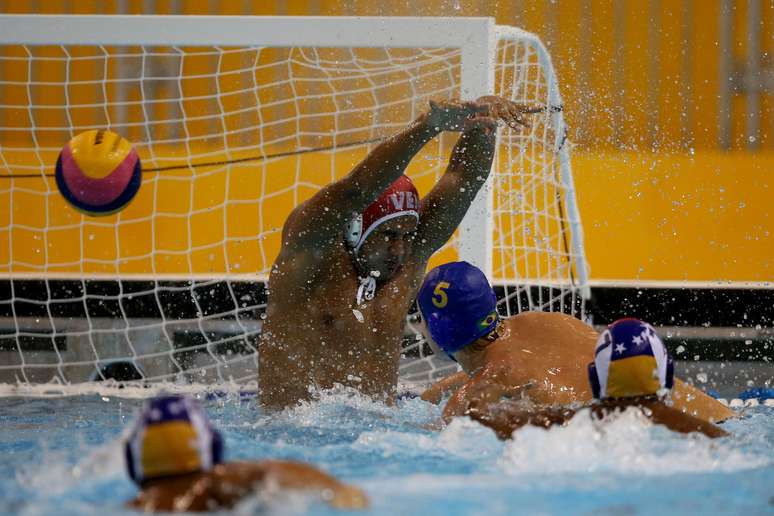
left=0, top=15, right=588, bottom=393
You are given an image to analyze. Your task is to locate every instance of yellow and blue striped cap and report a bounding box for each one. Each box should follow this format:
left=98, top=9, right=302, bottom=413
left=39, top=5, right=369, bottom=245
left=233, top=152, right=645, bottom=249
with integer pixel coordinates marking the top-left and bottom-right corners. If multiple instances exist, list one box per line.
left=588, top=318, right=674, bottom=399
left=124, top=395, right=223, bottom=485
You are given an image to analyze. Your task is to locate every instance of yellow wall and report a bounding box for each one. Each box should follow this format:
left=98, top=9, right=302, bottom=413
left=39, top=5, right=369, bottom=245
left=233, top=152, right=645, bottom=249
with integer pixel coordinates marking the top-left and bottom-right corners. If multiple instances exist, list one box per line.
left=574, top=151, right=773, bottom=283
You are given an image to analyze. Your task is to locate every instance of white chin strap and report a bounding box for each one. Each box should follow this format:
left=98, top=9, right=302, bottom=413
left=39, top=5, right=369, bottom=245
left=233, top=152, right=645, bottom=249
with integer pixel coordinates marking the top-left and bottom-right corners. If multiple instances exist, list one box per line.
left=356, top=275, right=377, bottom=306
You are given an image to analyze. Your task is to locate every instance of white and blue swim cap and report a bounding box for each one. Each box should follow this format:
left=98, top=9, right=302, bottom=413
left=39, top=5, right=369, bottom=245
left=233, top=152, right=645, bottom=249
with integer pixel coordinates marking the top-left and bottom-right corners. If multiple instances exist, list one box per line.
left=124, top=395, right=223, bottom=485
left=588, top=318, right=674, bottom=399
left=417, top=261, right=499, bottom=357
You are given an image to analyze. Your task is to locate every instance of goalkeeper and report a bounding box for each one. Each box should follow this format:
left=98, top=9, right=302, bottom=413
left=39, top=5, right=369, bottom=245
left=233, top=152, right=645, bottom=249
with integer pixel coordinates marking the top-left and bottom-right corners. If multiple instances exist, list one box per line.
left=259, top=96, right=537, bottom=409
left=416, top=261, right=735, bottom=424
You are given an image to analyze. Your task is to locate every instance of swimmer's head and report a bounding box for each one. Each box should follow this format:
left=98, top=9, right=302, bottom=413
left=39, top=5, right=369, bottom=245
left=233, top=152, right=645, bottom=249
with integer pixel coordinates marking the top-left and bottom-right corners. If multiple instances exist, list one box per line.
left=345, top=175, right=419, bottom=279
left=588, top=318, right=674, bottom=400
left=125, top=395, right=223, bottom=486
left=417, top=261, right=499, bottom=369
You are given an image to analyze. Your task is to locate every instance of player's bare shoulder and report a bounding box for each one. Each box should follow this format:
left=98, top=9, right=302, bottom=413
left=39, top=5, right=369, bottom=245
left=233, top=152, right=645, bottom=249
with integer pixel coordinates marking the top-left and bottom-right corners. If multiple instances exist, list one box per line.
left=508, top=311, right=597, bottom=339
left=271, top=204, right=350, bottom=290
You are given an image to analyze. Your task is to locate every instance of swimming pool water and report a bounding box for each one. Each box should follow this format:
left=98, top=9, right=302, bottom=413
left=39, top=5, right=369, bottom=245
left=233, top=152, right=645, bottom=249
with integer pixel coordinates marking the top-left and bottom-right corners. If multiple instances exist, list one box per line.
left=2, top=389, right=773, bottom=515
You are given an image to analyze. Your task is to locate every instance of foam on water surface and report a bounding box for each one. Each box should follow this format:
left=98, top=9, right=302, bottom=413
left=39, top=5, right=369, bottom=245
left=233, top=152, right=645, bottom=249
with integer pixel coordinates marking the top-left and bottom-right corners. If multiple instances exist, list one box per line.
left=2, top=390, right=773, bottom=515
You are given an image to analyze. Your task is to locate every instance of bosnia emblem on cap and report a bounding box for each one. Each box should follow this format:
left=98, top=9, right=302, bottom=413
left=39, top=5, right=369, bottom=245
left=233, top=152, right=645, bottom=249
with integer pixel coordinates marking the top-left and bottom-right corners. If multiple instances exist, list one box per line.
left=588, top=318, right=674, bottom=399
left=124, top=395, right=223, bottom=485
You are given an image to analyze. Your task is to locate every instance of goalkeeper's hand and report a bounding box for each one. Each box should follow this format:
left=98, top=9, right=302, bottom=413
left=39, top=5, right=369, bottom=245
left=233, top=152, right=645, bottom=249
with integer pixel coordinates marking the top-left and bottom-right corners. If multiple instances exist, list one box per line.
left=475, top=95, right=544, bottom=129
left=426, top=99, right=487, bottom=131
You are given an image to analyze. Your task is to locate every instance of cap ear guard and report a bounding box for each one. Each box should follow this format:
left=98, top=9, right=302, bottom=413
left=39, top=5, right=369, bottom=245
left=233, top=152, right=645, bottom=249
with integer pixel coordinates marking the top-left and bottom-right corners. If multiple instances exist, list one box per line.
left=664, top=355, right=674, bottom=390
left=415, top=309, right=458, bottom=363
left=587, top=362, right=601, bottom=399
left=344, top=213, right=363, bottom=249
left=211, top=427, right=224, bottom=468
left=125, top=438, right=138, bottom=484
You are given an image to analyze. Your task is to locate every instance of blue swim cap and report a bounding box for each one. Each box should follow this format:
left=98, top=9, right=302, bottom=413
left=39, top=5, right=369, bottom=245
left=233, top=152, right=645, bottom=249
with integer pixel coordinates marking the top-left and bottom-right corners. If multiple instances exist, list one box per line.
left=588, top=318, right=674, bottom=399
left=417, top=261, right=499, bottom=356
left=124, top=395, right=223, bottom=485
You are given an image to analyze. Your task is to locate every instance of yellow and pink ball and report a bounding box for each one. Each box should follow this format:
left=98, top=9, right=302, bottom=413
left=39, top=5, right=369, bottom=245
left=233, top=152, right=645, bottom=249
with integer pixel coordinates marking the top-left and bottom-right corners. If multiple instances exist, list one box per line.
left=55, top=130, right=142, bottom=216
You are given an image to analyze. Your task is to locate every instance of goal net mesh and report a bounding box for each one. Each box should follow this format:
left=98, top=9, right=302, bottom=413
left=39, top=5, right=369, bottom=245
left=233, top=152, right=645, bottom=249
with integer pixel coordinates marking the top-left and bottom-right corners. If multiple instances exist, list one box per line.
left=0, top=31, right=586, bottom=391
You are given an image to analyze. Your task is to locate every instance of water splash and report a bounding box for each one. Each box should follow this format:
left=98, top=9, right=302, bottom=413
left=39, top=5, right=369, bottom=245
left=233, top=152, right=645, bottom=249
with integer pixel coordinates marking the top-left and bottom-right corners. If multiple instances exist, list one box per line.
left=2, top=396, right=773, bottom=516
left=498, top=407, right=770, bottom=476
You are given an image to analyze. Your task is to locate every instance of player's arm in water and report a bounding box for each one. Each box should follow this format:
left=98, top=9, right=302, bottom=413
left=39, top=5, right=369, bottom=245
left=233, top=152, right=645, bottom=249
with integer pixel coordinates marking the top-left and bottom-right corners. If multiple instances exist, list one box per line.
left=412, top=98, right=541, bottom=262
left=467, top=401, right=576, bottom=439
left=420, top=370, right=470, bottom=404
left=466, top=399, right=729, bottom=440
left=671, top=379, right=735, bottom=422
left=638, top=402, right=729, bottom=438
left=128, top=460, right=368, bottom=512
left=279, top=100, right=486, bottom=257
left=441, top=362, right=535, bottom=422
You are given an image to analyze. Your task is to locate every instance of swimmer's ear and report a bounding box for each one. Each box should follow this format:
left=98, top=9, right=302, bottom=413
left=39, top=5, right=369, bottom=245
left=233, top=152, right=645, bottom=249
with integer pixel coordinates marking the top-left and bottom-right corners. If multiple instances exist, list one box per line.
left=413, top=311, right=452, bottom=360
left=424, top=331, right=450, bottom=360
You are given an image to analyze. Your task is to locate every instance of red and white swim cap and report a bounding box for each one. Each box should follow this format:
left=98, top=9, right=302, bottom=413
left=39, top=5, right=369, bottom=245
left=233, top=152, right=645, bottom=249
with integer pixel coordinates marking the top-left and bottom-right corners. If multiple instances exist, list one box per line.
left=344, top=175, right=420, bottom=254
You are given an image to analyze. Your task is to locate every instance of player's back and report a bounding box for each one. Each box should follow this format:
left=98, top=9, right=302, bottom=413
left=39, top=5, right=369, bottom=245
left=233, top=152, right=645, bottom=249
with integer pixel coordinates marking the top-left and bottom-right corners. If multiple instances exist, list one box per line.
left=487, top=311, right=598, bottom=405
left=486, top=312, right=734, bottom=422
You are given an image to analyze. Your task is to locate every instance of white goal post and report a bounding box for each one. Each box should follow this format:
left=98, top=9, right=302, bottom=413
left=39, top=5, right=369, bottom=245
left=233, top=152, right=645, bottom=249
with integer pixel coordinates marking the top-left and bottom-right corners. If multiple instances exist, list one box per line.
left=0, top=15, right=589, bottom=391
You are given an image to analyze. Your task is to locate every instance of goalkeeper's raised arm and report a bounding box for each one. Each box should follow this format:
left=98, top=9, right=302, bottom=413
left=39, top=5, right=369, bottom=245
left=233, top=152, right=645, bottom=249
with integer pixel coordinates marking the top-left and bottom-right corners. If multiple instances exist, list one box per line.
left=415, top=96, right=538, bottom=261
left=258, top=97, right=536, bottom=410
left=278, top=99, right=486, bottom=251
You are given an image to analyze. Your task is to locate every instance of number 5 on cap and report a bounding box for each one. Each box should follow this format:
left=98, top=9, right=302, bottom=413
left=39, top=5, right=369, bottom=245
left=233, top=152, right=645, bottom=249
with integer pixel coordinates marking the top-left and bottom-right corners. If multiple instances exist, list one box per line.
left=432, top=281, right=450, bottom=308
